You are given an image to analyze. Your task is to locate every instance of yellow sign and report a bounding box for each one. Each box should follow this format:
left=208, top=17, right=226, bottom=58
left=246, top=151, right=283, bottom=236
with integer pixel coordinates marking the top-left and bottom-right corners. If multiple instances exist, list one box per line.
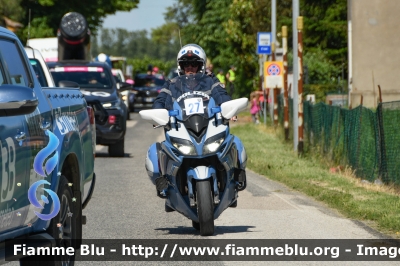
left=264, top=61, right=284, bottom=88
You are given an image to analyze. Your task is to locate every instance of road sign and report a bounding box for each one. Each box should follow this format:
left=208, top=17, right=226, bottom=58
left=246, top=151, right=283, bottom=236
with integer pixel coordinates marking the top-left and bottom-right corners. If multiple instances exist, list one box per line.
left=257, top=32, right=271, bottom=54
left=264, top=61, right=284, bottom=88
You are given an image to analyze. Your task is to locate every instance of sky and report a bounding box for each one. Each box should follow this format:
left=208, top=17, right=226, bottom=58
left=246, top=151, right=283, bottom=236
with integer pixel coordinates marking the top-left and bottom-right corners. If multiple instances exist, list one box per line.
left=102, top=0, right=176, bottom=32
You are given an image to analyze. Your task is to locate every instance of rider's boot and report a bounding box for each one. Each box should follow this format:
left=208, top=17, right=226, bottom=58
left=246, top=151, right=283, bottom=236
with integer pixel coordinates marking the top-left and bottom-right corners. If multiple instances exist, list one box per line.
left=234, top=168, right=247, bottom=191
left=232, top=136, right=247, bottom=191
left=155, top=176, right=168, bottom=199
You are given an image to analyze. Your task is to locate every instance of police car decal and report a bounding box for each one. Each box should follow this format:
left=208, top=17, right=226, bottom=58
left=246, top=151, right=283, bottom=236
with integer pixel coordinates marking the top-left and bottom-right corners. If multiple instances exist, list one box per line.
left=80, top=90, right=111, bottom=97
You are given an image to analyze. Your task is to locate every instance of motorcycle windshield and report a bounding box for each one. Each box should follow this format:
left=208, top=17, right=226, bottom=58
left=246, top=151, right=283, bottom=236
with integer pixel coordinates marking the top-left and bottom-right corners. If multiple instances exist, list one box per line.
left=173, top=73, right=214, bottom=135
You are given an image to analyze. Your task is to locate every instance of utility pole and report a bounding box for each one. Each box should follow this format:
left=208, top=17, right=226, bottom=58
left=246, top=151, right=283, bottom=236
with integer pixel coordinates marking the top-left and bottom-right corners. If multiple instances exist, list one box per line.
left=259, top=54, right=266, bottom=125
left=292, top=0, right=299, bottom=151
left=297, top=16, right=304, bottom=154
left=262, top=54, right=267, bottom=125
left=282, top=26, right=289, bottom=140
left=270, top=0, right=277, bottom=125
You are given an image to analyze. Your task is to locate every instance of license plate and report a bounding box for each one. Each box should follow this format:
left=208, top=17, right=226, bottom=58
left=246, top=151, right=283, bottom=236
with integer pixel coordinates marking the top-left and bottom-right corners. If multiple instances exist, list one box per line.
left=145, top=98, right=154, bottom=102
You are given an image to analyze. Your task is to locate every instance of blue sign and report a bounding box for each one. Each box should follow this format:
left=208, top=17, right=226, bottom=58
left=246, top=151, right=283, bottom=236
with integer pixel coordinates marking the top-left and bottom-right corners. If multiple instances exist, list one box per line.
left=257, top=32, right=271, bottom=55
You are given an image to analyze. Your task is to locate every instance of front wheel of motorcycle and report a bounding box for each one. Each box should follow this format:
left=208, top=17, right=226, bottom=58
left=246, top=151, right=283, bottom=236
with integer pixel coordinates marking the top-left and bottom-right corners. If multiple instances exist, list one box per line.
left=196, top=180, right=214, bottom=236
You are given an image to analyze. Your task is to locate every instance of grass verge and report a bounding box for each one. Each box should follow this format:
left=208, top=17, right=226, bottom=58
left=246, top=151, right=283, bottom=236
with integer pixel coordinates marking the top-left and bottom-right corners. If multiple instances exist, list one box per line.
left=231, top=120, right=400, bottom=238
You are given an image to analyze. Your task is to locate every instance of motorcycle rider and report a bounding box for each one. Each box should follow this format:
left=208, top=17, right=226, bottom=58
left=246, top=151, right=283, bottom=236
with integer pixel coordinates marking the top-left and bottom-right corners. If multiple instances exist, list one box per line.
left=153, top=44, right=229, bottom=109
left=148, top=44, right=247, bottom=199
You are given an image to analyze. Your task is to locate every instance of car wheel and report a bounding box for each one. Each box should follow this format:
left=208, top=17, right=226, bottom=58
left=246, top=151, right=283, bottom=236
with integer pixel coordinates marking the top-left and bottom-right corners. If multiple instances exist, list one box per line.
left=109, top=138, right=124, bottom=157
left=20, top=176, right=77, bottom=266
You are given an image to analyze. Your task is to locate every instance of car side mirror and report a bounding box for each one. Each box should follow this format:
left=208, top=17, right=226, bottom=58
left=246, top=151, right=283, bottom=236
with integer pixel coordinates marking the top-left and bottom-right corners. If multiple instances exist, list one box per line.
left=58, top=80, right=80, bottom=88
left=0, top=85, right=38, bottom=117
left=117, top=82, right=132, bottom=91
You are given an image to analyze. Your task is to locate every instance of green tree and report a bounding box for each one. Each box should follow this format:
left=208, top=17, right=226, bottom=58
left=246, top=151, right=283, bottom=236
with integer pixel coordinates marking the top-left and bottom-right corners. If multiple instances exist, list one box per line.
left=183, top=0, right=347, bottom=97
left=302, top=0, right=347, bottom=71
left=99, top=28, right=114, bottom=54
left=164, top=0, right=294, bottom=97
left=96, top=27, right=178, bottom=64
left=0, top=0, right=24, bottom=27
left=91, top=34, right=99, bottom=57
left=303, top=47, right=340, bottom=84
left=127, top=56, right=175, bottom=76
left=164, top=0, right=194, bottom=28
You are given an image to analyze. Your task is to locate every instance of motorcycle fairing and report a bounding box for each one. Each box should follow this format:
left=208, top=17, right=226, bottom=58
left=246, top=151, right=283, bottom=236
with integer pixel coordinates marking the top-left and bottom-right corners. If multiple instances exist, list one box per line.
left=234, top=135, right=247, bottom=169
left=145, top=142, right=161, bottom=185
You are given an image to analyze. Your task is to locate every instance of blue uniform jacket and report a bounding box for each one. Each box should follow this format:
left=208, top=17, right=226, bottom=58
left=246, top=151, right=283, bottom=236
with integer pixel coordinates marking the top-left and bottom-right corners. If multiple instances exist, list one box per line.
left=152, top=74, right=231, bottom=110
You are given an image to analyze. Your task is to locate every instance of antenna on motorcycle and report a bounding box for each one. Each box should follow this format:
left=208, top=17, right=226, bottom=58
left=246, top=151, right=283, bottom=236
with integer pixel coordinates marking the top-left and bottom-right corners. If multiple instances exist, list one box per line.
left=26, top=9, right=31, bottom=45
left=178, top=28, right=182, bottom=48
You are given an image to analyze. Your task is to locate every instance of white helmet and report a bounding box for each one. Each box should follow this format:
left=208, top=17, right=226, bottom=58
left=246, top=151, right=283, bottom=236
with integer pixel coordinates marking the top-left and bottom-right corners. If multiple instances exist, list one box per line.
left=177, top=44, right=206, bottom=76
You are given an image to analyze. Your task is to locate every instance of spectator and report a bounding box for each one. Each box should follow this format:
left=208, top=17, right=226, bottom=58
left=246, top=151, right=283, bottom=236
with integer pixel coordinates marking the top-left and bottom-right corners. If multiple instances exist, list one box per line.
left=147, top=64, right=153, bottom=75
left=258, top=90, right=265, bottom=116
left=226, top=65, right=236, bottom=98
left=206, top=63, right=214, bottom=76
left=216, top=69, right=226, bottom=86
left=250, top=92, right=260, bottom=124
left=152, top=66, right=159, bottom=75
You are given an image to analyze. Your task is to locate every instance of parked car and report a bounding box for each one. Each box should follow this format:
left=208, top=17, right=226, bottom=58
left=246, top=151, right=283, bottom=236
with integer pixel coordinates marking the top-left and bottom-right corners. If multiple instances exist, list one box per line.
left=112, top=68, right=131, bottom=120
left=47, top=61, right=130, bottom=157
left=129, top=74, right=165, bottom=111
left=167, top=67, right=179, bottom=80
left=1, top=26, right=95, bottom=264
left=24, top=47, right=56, bottom=87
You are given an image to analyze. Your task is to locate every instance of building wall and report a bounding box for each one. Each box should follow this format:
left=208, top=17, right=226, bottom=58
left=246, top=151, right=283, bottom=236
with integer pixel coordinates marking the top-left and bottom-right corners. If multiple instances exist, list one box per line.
left=350, top=0, right=400, bottom=108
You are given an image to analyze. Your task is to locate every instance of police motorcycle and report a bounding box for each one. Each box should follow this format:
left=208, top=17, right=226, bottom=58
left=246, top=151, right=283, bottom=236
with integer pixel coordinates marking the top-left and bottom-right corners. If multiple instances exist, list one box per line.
left=139, top=73, right=248, bottom=236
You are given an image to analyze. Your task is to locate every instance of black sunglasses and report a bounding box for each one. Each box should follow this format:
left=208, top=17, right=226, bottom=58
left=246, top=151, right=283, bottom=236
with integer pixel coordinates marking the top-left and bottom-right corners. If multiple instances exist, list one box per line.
left=181, top=61, right=200, bottom=67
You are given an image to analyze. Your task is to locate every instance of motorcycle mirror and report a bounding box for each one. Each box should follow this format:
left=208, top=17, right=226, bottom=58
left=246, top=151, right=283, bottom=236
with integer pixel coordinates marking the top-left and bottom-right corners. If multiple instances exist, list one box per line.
left=211, top=107, right=221, bottom=116
left=139, top=109, right=169, bottom=126
left=168, top=110, right=179, bottom=116
left=220, top=98, right=248, bottom=119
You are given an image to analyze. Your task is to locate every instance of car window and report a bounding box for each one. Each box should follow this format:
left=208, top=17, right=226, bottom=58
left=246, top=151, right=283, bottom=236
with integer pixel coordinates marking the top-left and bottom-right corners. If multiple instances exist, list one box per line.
left=113, top=73, right=122, bottom=83
left=29, top=59, right=48, bottom=87
left=0, top=59, right=5, bottom=85
left=112, top=70, right=125, bottom=83
left=49, top=66, right=113, bottom=88
left=0, top=38, right=31, bottom=87
left=134, top=75, right=165, bottom=87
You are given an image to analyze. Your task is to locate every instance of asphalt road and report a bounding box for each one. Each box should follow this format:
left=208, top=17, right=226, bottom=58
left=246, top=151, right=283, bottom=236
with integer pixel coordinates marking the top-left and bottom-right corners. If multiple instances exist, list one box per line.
left=4, top=112, right=397, bottom=266
left=78, top=113, right=398, bottom=265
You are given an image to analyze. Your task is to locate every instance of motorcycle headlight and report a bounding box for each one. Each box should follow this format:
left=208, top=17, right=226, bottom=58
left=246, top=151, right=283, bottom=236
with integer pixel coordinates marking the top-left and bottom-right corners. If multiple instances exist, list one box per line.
left=102, top=99, right=121, bottom=109
left=203, top=132, right=225, bottom=154
left=170, top=137, right=197, bottom=155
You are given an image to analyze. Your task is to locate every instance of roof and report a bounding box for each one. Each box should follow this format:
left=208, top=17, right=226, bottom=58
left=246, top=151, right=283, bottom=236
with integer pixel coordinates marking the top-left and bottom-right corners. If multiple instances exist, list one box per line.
left=0, top=26, right=17, bottom=38
left=47, top=61, right=111, bottom=68
left=24, top=47, right=47, bottom=59
left=24, top=47, right=35, bottom=58
left=135, top=73, right=163, bottom=79
left=109, top=56, right=126, bottom=62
